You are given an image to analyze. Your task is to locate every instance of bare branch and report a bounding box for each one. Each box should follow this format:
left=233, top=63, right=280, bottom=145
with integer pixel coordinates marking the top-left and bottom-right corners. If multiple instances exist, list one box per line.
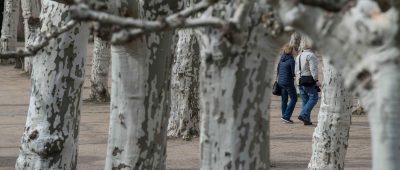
left=71, top=0, right=228, bottom=44
left=111, top=18, right=226, bottom=44
left=110, top=1, right=252, bottom=44
left=0, top=20, right=78, bottom=58
left=70, top=0, right=217, bottom=29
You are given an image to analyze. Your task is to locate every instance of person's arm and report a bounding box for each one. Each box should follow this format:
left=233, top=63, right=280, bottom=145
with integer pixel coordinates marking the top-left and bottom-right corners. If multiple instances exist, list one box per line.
left=295, top=55, right=299, bottom=77
left=290, top=60, right=296, bottom=78
left=308, top=53, right=319, bottom=81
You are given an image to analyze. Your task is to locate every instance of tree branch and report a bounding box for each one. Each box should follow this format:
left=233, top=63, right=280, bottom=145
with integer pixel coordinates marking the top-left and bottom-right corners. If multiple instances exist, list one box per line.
left=0, top=20, right=78, bottom=58
left=298, top=0, right=355, bottom=12
left=111, top=18, right=226, bottom=44
left=71, top=0, right=253, bottom=44
left=70, top=0, right=218, bottom=29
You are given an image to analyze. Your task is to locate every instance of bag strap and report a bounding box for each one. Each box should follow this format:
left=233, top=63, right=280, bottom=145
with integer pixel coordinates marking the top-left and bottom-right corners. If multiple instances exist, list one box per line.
left=298, top=54, right=302, bottom=76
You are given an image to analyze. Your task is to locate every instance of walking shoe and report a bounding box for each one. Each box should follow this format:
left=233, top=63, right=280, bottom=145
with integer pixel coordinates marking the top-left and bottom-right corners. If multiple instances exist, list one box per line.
left=304, top=121, right=313, bottom=125
left=281, top=118, right=294, bottom=124
left=298, top=116, right=305, bottom=122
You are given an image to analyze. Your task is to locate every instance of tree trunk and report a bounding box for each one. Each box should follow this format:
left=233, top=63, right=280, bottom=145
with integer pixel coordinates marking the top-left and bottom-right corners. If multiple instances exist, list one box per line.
left=272, top=0, right=400, bottom=169
left=168, top=29, right=200, bottom=140
left=352, top=100, right=366, bottom=115
left=308, top=57, right=352, bottom=170
left=198, top=1, right=285, bottom=169
left=89, top=36, right=111, bottom=102
left=1, top=0, right=20, bottom=65
left=104, top=1, right=181, bottom=169
left=21, top=0, right=41, bottom=74
left=15, top=0, right=89, bottom=169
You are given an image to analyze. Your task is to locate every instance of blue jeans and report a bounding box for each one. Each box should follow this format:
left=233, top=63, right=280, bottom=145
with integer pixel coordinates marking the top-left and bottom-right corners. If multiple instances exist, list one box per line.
left=280, top=85, right=297, bottom=120
left=299, top=85, right=319, bottom=122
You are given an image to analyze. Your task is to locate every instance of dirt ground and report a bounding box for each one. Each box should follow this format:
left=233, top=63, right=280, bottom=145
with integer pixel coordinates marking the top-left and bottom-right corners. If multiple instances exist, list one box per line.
left=0, top=44, right=371, bottom=170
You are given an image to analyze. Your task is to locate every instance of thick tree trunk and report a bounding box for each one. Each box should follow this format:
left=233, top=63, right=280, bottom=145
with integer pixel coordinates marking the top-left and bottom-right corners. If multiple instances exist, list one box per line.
left=1, top=0, right=20, bottom=65
left=308, top=57, right=352, bottom=170
left=198, top=1, right=285, bottom=169
left=272, top=0, right=400, bottom=169
left=104, top=1, right=181, bottom=169
left=168, top=29, right=200, bottom=139
left=89, top=36, right=111, bottom=102
left=21, top=0, right=41, bottom=74
left=167, top=29, right=200, bottom=140
left=15, top=0, right=89, bottom=169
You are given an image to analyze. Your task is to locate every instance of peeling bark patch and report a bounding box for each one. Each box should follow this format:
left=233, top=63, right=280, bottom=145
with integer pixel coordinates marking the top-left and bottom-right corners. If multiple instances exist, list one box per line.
left=375, top=0, right=391, bottom=12
left=112, top=147, right=124, bottom=156
left=112, top=163, right=131, bottom=170
left=118, top=113, right=126, bottom=128
left=356, top=70, right=373, bottom=90
left=29, top=130, right=39, bottom=140
left=217, top=112, right=226, bottom=124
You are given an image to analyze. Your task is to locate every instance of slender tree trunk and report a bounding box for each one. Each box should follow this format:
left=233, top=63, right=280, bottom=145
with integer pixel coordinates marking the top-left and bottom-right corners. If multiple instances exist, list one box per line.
left=168, top=29, right=200, bottom=140
left=308, top=57, right=352, bottom=170
left=272, top=0, right=400, bottom=169
left=352, top=100, right=366, bottom=115
left=198, top=1, right=285, bottom=169
left=15, top=0, right=89, bottom=169
left=104, top=1, right=181, bottom=169
left=89, top=36, right=111, bottom=102
left=1, top=0, right=20, bottom=65
left=21, top=0, right=41, bottom=74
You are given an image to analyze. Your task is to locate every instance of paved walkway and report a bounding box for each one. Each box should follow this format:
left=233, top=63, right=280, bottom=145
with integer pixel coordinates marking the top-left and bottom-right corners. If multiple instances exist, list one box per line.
left=0, top=52, right=371, bottom=169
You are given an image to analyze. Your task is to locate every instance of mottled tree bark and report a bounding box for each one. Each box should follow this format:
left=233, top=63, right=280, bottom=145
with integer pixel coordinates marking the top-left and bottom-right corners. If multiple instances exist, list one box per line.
left=272, top=0, right=400, bottom=169
left=308, top=57, right=352, bottom=170
left=168, top=29, right=200, bottom=140
left=198, top=1, right=285, bottom=169
left=1, top=0, right=20, bottom=65
left=15, top=0, right=89, bottom=169
left=89, top=36, right=111, bottom=102
left=21, top=0, right=41, bottom=74
left=104, top=0, right=181, bottom=169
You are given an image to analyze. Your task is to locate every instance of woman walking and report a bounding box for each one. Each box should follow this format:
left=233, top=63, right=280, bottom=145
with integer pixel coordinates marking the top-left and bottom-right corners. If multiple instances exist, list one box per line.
left=277, top=44, right=297, bottom=124
left=295, top=41, right=321, bottom=125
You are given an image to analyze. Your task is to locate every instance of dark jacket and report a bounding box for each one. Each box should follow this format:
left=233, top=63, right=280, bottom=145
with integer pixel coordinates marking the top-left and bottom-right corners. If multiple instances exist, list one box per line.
left=277, top=54, right=295, bottom=87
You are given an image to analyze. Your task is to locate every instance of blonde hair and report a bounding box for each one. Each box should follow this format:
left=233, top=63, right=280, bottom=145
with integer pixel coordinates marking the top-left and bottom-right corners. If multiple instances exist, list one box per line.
left=300, top=36, right=313, bottom=50
left=281, top=44, right=294, bottom=55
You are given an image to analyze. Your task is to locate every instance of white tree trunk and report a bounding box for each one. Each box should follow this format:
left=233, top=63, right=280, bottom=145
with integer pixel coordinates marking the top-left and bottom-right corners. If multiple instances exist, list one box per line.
left=272, top=0, right=400, bottom=169
left=15, top=0, right=89, bottom=169
left=89, top=36, right=111, bottom=102
left=104, top=1, right=181, bottom=169
left=167, top=29, right=200, bottom=140
left=308, top=57, right=352, bottom=170
left=1, top=0, right=20, bottom=64
left=21, top=0, right=41, bottom=73
left=352, top=99, right=366, bottom=115
left=198, top=1, right=286, bottom=169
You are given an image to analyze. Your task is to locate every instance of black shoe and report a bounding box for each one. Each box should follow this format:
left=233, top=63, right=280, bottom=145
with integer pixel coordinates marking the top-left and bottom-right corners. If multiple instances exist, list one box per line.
left=281, top=118, right=294, bottom=124
left=298, top=116, right=305, bottom=122
left=304, top=121, right=313, bottom=125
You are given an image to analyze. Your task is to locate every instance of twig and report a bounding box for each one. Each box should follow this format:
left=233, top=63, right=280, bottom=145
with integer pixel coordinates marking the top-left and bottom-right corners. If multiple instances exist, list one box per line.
left=0, top=20, right=78, bottom=58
